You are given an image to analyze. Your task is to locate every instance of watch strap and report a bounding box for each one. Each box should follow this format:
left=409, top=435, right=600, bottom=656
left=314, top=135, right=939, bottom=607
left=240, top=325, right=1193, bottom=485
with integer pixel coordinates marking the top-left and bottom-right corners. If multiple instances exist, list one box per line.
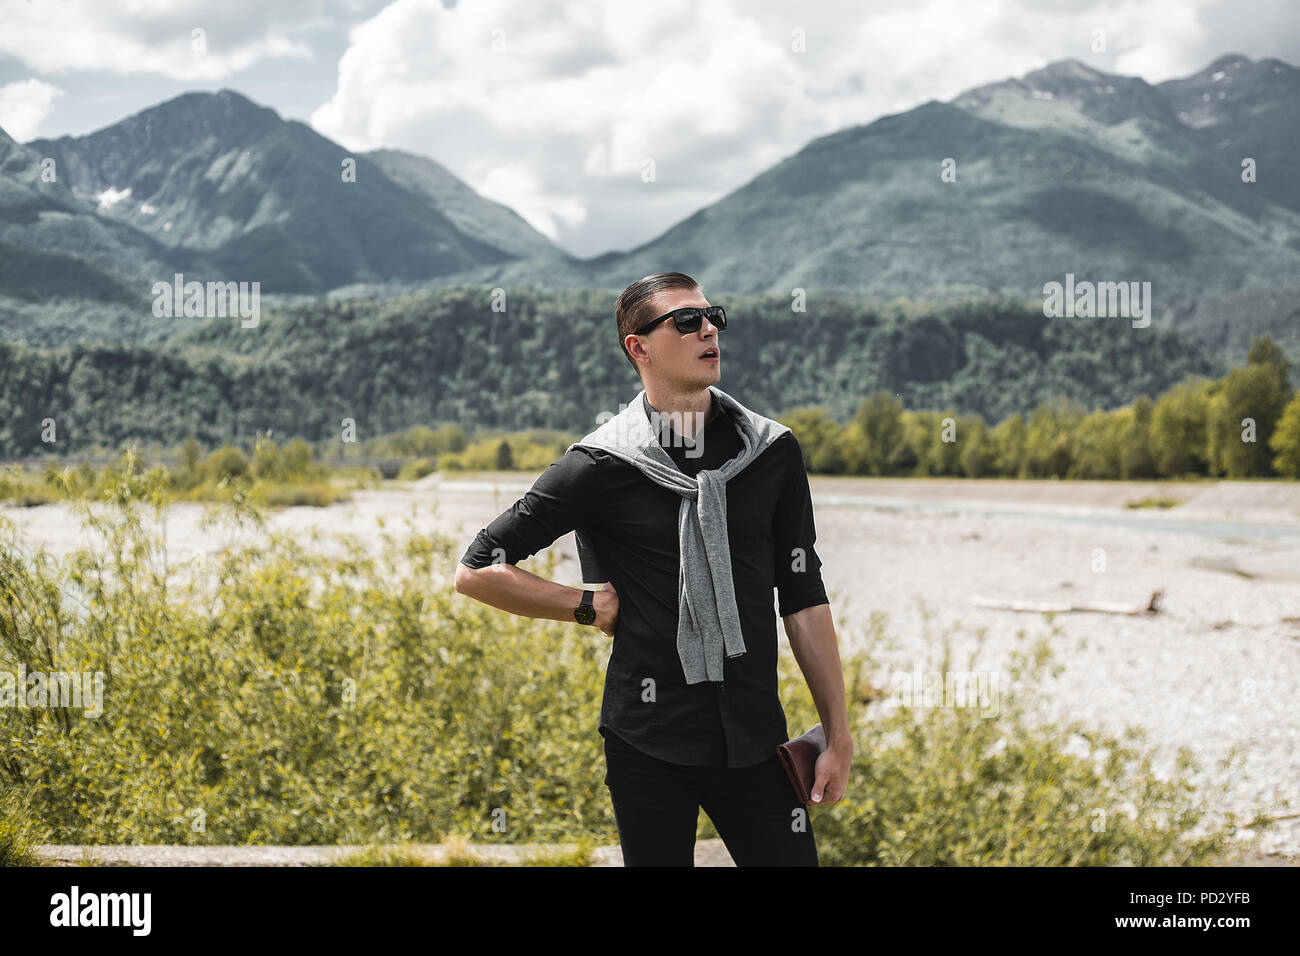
left=574, top=588, right=596, bottom=625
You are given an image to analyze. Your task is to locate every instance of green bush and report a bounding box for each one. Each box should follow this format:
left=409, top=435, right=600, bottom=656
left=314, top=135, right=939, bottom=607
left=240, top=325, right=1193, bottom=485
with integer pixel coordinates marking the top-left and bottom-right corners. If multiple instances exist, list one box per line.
left=437, top=431, right=573, bottom=472
left=1125, top=495, right=1182, bottom=510
left=0, top=467, right=59, bottom=507
left=205, top=446, right=250, bottom=481
left=396, top=458, right=438, bottom=481
left=252, top=480, right=348, bottom=508
left=1, top=461, right=611, bottom=846
left=0, top=455, right=1256, bottom=862
left=782, top=616, right=1251, bottom=866
left=0, top=788, right=45, bottom=866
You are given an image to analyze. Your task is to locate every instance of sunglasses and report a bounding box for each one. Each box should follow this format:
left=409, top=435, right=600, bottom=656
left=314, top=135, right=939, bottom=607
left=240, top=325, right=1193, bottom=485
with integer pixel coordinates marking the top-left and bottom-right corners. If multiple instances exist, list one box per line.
left=632, top=305, right=727, bottom=337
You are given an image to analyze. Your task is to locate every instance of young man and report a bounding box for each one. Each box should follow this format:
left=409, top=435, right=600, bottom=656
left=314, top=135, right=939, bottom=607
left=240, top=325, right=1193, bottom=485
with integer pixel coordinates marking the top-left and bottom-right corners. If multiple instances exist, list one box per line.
left=454, top=272, right=852, bottom=866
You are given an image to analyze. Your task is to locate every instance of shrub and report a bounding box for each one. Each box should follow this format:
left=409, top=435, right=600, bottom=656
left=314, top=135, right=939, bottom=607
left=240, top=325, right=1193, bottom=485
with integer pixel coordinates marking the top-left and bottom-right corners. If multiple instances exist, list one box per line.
left=253, top=481, right=347, bottom=508
left=0, top=462, right=611, bottom=846
left=781, top=614, right=1251, bottom=866
left=0, top=788, right=45, bottom=866
left=0, top=467, right=59, bottom=507
left=206, top=446, right=250, bottom=481
left=0, top=455, right=1257, bottom=862
left=397, top=458, right=438, bottom=481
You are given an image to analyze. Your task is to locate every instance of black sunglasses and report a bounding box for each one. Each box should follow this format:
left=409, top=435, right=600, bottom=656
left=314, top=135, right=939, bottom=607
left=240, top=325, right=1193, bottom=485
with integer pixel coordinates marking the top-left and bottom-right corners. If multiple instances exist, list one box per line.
left=632, top=305, right=727, bottom=337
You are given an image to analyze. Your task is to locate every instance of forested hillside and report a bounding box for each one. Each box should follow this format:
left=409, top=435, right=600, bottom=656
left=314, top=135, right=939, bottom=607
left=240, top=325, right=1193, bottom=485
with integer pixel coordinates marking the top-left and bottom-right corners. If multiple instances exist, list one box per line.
left=0, top=286, right=1223, bottom=457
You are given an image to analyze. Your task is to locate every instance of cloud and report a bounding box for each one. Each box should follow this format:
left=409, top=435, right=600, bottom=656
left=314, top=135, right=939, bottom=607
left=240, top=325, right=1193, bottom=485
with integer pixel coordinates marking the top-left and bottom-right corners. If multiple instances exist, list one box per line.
left=0, top=0, right=330, bottom=80
left=310, top=0, right=834, bottom=251
left=0, top=79, right=64, bottom=142
left=320, top=0, right=1287, bottom=255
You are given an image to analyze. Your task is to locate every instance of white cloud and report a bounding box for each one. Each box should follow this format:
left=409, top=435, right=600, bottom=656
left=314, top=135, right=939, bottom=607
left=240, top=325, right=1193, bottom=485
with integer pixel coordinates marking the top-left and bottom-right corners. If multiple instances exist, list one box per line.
left=477, top=163, right=588, bottom=239
left=1108, top=0, right=1212, bottom=80
left=310, top=0, right=828, bottom=252
left=0, top=79, right=63, bottom=141
left=316, top=0, right=1268, bottom=255
left=0, top=0, right=327, bottom=80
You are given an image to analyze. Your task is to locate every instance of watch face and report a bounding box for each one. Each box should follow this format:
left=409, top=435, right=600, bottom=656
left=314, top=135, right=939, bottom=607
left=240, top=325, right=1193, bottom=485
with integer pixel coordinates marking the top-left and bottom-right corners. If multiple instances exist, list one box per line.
left=575, top=605, right=596, bottom=625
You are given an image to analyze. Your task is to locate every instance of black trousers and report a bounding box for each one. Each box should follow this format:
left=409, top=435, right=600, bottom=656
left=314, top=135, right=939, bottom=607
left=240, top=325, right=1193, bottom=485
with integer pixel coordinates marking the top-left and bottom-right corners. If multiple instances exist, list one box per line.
left=602, top=730, right=819, bottom=866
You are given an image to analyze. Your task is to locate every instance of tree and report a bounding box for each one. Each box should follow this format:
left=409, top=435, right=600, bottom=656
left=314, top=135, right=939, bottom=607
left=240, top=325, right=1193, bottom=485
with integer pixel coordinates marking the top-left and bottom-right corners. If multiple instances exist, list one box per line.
left=934, top=408, right=964, bottom=476
left=281, top=438, right=315, bottom=479
left=206, top=445, right=249, bottom=480
left=1206, top=362, right=1290, bottom=478
left=958, top=416, right=996, bottom=478
left=1270, top=391, right=1300, bottom=478
left=1023, top=398, right=1085, bottom=478
left=435, top=424, right=468, bottom=454
left=176, top=434, right=203, bottom=490
left=250, top=432, right=281, bottom=481
left=1069, top=408, right=1123, bottom=479
left=1150, top=377, right=1212, bottom=477
left=495, top=439, right=515, bottom=471
left=778, top=406, right=845, bottom=474
left=897, top=410, right=934, bottom=476
left=404, top=425, right=439, bottom=457
left=847, top=391, right=905, bottom=476
left=1247, top=334, right=1291, bottom=392
left=989, top=413, right=1027, bottom=477
left=1119, top=396, right=1157, bottom=479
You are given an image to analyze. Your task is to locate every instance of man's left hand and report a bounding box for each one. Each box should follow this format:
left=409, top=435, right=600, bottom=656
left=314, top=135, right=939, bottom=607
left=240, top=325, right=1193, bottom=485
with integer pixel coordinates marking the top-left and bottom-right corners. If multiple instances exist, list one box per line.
left=809, top=744, right=852, bottom=804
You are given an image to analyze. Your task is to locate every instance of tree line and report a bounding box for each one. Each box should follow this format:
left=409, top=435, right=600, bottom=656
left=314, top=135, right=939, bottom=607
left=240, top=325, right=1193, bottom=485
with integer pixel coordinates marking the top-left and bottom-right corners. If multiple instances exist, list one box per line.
left=780, top=336, right=1299, bottom=479
left=0, top=285, right=1226, bottom=459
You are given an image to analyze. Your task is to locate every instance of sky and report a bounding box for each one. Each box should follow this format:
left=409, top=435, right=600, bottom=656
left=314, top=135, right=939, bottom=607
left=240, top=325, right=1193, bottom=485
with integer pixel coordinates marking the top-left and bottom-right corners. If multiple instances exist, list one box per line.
left=0, top=0, right=1297, bottom=258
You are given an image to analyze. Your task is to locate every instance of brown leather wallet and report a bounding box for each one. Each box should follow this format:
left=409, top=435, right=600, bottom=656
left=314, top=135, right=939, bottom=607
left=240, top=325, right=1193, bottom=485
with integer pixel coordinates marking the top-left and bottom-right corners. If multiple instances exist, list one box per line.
left=776, top=723, right=827, bottom=804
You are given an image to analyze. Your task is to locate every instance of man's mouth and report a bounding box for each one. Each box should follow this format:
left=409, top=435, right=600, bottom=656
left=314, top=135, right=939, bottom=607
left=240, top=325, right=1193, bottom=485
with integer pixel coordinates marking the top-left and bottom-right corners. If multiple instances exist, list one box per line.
left=700, top=348, right=719, bottom=361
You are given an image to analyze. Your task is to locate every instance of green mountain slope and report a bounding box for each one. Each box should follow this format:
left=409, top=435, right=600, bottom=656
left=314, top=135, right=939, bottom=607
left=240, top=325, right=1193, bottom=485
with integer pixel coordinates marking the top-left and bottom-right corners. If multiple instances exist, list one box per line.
left=0, top=287, right=1222, bottom=456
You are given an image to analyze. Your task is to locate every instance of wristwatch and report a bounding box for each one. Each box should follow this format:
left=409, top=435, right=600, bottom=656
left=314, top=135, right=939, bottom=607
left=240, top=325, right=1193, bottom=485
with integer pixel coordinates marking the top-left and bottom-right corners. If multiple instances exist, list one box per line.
left=573, top=588, right=596, bottom=625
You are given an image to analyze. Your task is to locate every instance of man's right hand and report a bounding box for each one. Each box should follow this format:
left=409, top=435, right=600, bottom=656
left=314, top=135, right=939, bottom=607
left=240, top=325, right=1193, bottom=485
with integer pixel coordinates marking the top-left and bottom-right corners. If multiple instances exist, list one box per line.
left=593, top=582, right=619, bottom=636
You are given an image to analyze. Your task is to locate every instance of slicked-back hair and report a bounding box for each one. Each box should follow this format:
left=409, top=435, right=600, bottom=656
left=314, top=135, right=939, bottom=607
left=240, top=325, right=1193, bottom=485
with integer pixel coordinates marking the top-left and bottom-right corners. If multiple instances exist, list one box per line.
left=615, top=272, right=701, bottom=377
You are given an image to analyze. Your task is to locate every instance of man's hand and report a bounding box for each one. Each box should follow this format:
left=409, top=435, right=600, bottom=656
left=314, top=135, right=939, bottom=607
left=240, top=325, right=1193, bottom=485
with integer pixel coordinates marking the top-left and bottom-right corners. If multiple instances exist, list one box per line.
left=592, top=582, right=619, bottom=636
left=783, top=603, right=853, bottom=804
left=809, top=742, right=852, bottom=804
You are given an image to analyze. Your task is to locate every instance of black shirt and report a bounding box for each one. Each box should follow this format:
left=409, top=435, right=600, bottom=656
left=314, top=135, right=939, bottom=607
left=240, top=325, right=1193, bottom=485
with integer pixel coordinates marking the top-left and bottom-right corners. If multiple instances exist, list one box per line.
left=458, top=391, right=829, bottom=768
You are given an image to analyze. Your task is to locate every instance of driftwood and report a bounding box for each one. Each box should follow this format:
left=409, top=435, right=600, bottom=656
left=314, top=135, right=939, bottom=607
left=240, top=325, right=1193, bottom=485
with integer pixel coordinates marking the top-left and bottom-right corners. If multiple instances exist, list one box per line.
left=969, top=589, right=1162, bottom=616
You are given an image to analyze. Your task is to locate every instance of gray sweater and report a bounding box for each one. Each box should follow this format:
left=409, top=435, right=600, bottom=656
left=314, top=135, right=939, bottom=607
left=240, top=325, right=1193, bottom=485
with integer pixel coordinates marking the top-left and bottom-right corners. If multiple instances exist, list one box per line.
left=566, top=385, right=791, bottom=683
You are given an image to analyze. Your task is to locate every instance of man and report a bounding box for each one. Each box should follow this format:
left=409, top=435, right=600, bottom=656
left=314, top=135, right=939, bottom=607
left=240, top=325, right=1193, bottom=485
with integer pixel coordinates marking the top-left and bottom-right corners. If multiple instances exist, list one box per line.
left=454, top=272, right=852, bottom=866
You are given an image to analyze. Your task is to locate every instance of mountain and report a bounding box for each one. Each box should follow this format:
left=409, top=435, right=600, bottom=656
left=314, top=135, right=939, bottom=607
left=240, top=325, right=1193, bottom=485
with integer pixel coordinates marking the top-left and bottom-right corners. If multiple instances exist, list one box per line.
left=364, top=148, right=568, bottom=262
left=564, top=54, right=1300, bottom=360
left=26, top=90, right=572, bottom=296
left=3, top=56, right=1299, bottom=362
left=1157, top=54, right=1300, bottom=216
left=0, top=123, right=190, bottom=343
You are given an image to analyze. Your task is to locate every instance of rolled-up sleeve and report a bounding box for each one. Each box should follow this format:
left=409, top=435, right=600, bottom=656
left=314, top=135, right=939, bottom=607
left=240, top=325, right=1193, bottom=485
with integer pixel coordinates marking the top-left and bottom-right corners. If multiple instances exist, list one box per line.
left=459, top=447, right=599, bottom=569
left=771, top=433, right=829, bottom=617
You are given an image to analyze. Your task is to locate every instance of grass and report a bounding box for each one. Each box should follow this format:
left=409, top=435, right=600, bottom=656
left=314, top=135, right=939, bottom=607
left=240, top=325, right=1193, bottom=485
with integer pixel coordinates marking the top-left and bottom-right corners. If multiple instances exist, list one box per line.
left=322, top=834, right=597, bottom=866
left=0, top=790, right=46, bottom=866
left=1125, top=495, right=1184, bottom=509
